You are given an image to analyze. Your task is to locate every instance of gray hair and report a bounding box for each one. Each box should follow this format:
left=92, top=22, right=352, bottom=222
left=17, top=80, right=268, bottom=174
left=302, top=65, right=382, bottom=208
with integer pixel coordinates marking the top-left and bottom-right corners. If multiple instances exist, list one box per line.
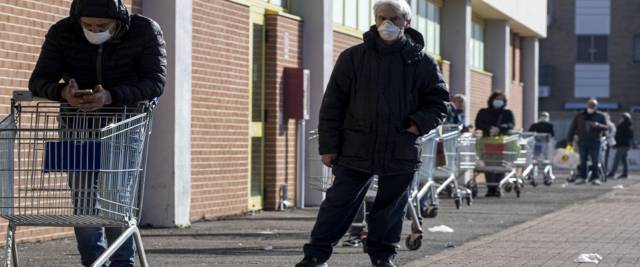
left=452, top=94, right=466, bottom=102
left=373, top=0, right=413, bottom=21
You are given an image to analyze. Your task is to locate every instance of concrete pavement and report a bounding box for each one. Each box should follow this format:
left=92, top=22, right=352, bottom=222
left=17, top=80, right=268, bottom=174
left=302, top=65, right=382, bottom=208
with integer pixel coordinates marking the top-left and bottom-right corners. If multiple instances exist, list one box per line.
left=406, top=178, right=640, bottom=267
left=4, top=174, right=639, bottom=266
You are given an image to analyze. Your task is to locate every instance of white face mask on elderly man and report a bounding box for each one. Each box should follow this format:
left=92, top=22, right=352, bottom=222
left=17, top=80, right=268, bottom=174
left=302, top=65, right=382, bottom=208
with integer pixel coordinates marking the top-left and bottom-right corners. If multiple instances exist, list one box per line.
left=378, top=20, right=401, bottom=41
left=83, top=23, right=114, bottom=45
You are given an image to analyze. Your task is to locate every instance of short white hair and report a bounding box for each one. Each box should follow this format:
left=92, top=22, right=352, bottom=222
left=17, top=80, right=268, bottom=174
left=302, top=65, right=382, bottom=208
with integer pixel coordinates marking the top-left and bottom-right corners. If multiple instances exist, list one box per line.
left=373, top=0, right=413, bottom=21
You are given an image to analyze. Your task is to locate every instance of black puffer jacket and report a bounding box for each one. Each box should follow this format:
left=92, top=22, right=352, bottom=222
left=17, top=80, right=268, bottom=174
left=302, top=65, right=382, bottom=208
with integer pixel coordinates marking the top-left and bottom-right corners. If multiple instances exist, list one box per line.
left=475, top=94, right=515, bottom=137
left=29, top=0, right=167, bottom=105
left=318, top=27, right=449, bottom=175
left=615, top=116, right=634, bottom=148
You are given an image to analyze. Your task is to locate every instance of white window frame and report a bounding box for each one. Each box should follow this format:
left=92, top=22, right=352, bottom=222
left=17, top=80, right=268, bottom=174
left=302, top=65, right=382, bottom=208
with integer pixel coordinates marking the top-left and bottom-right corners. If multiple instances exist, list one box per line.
left=416, top=0, right=441, bottom=56
left=471, top=18, right=485, bottom=69
left=334, top=0, right=377, bottom=32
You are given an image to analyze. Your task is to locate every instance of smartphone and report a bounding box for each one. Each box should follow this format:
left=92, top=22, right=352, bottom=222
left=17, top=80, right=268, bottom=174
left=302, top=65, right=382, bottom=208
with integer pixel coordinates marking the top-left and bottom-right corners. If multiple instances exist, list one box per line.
left=73, top=89, right=94, bottom=97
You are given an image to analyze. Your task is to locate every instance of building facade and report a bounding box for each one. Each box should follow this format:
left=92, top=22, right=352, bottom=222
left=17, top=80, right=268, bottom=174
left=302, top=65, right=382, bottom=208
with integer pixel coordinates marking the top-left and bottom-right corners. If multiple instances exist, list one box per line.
left=540, top=0, right=640, bottom=141
left=0, top=0, right=545, bottom=242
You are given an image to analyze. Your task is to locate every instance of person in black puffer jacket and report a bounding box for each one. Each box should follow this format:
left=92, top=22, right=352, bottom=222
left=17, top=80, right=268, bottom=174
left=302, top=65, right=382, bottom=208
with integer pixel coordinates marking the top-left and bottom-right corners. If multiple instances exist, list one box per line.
left=607, top=113, right=635, bottom=179
left=297, top=1, right=449, bottom=266
left=474, top=91, right=515, bottom=197
left=28, top=1, right=166, bottom=266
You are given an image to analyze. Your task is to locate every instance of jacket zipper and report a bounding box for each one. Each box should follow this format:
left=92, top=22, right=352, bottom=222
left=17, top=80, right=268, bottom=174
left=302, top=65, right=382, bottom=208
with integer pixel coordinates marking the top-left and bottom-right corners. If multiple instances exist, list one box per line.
left=96, top=44, right=103, bottom=85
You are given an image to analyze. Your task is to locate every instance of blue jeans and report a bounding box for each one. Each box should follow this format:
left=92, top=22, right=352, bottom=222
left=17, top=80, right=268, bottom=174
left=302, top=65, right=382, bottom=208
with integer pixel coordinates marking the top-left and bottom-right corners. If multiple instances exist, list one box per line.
left=303, top=164, right=414, bottom=263
left=75, top=227, right=135, bottom=267
left=70, top=129, right=143, bottom=267
left=578, top=140, right=601, bottom=180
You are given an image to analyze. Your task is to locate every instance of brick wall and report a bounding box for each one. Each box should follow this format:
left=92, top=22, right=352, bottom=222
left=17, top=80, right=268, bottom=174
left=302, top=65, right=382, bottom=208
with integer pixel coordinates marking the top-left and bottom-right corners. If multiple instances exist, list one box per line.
left=510, top=34, right=524, bottom=130
left=510, top=82, right=524, bottom=130
left=0, top=0, right=141, bottom=243
left=469, top=69, right=494, bottom=127
left=333, top=31, right=362, bottom=63
left=539, top=0, right=576, bottom=112
left=439, top=60, right=451, bottom=90
left=191, top=0, right=250, bottom=220
left=610, top=0, right=640, bottom=113
left=263, top=14, right=303, bottom=210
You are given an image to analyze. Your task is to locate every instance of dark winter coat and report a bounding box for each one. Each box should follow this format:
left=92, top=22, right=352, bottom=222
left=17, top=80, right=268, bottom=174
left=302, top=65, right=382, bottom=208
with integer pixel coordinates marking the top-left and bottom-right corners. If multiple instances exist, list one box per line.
left=318, top=26, right=449, bottom=175
left=615, top=117, right=634, bottom=148
left=29, top=0, right=167, bottom=106
left=567, top=110, right=608, bottom=143
left=529, top=121, right=555, bottom=137
left=474, top=95, right=515, bottom=137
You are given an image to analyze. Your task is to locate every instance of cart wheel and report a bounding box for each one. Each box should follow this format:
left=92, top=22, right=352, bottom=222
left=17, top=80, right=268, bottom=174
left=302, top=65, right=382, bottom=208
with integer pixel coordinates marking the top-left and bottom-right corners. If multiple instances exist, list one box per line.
left=454, top=198, right=461, bottom=209
left=411, top=222, right=421, bottom=233
left=405, top=235, right=422, bottom=251
left=362, top=237, right=368, bottom=253
left=422, top=206, right=438, bottom=218
left=543, top=175, right=553, bottom=186
left=504, top=184, right=513, bottom=193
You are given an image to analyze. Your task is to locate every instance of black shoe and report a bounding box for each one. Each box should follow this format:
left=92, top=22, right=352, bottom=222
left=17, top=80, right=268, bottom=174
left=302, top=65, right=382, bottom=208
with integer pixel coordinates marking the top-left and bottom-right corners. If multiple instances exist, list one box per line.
left=295, top=257, right=328, bottom=267
left=371, top=259, right=397, bottom=267
left=617, top=175, right=628, bottom=179
left=606, top=173, right=615, bottom=178
left=485, top=187, right=501, bottom=198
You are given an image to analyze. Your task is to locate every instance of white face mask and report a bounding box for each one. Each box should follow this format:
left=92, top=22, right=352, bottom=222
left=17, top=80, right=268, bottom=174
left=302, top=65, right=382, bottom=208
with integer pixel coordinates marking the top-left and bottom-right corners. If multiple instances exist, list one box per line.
left=492, top=100, right=505, bottom=109
left=378, top=20, right=401, bottom=42
left=83, top=23, right=115, bottom=45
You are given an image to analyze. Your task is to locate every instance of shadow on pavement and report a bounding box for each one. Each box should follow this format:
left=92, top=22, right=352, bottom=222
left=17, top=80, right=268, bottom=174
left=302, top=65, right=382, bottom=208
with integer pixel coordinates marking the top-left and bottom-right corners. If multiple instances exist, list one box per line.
left=146, top=246, right=302, bottom=256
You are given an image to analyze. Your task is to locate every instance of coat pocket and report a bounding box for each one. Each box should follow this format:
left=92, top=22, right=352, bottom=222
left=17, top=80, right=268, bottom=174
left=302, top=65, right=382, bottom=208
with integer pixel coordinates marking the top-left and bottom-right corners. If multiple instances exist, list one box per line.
left=394, top=128, right=420, bottom=161
left=340, top=128, right=372, bottom=159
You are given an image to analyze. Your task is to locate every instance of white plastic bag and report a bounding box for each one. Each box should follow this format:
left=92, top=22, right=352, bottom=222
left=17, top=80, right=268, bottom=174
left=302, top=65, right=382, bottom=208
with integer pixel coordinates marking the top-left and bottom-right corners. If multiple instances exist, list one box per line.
left=553, top=145, right=580, bottom=169
left=574, top=253, right=602, bottom=264
left=427, top=225, right=455, bottom=233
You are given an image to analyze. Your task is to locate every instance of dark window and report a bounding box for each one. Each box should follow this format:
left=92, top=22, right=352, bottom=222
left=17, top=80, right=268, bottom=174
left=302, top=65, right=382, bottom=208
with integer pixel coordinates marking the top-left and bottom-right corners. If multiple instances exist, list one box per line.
left=576, top=35, right=608, bottom=63
left=539, top=65, right=553, bottom=86
left=634, top=35, right=640, bottom=63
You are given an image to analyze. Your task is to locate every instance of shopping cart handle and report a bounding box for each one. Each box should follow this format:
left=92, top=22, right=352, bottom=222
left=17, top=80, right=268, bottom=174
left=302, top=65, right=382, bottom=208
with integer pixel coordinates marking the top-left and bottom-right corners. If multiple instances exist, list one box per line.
left=12, top=91, right=36, bottom=102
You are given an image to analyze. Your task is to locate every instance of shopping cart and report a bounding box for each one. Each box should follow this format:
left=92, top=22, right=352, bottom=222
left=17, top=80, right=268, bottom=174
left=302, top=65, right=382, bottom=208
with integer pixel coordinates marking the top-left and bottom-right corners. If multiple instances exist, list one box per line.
left=515, top=132, right=536, bottom=188
left=567, top=136, right=608, bottom=184
left=307, top=130, right=333, bottom=192
left=0, top=91, right=154, bottom=267
left=458, top=133, right=478, bottom=198
left=432, top=125, right=472, bottom=209
left=473, top=134, right=522, bottom=197
left=530, top=133, right=555, bottom=186
left=404, top=129, right=439, bottom=251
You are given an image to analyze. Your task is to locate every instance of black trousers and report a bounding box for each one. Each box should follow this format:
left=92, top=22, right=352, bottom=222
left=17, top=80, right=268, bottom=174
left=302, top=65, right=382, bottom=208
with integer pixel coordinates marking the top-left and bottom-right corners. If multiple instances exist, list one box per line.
left=303, top=164, right=414, bottom=263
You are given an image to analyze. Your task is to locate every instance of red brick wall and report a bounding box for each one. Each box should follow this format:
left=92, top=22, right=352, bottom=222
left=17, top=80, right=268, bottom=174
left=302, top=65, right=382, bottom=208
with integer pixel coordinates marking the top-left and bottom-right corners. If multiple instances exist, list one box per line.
left=469, top=69, right=494, bottom=127
left=191, top=0, right=250, bottom=220
left=510, top=34, right=524, bottom=130
left=263, top=14, right=303, bottom=210
left=439, top=60, right=451, bottom=90
left=333, top=31, right=362, bottom=63
left=0, top=0, right=141, bottom=243
left=510, top=82, right=524, bottom=130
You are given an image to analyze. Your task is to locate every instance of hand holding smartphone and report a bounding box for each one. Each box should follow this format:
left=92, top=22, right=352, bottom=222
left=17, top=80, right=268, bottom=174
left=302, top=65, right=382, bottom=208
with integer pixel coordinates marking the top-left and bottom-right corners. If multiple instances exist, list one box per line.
left=73, top=89, right=94, bottom=97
